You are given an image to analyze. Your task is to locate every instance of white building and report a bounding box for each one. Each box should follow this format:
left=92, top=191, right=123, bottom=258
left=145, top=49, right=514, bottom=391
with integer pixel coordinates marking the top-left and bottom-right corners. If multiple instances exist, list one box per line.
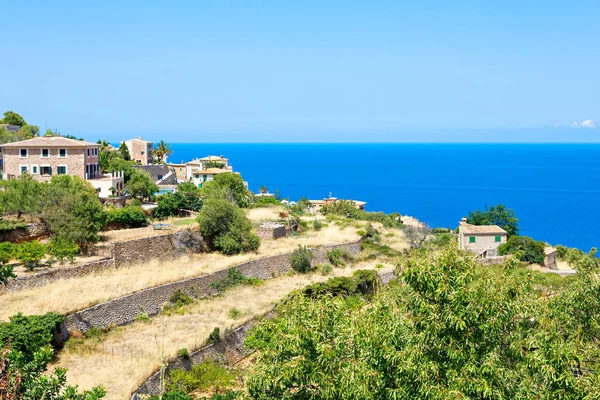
left=458, top=218, right=507, bottom=258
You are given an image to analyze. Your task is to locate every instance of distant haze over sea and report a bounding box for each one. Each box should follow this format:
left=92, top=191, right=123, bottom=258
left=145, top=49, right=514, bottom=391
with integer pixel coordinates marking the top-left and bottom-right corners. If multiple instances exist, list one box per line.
left=167, top=143, right=600, bottom=251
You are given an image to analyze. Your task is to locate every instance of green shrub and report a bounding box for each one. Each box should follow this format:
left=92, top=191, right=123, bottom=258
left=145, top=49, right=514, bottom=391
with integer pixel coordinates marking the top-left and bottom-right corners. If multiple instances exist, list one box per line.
left=169, top=290, right=194, bottom=307
left=48, top=236, right=79, bottom=264
left=312, top=219, right=323, bottom=231
left=0, top=219, right=27, bottom=231
left=16, top=240, right=46, bottom=271
left=0, top=312, right=64, bottom=361
left=129, top=198, right=142, bottom=207
left=150, top=391, right=192, bottom=400
left=228, top=308, right=243, bottom=319
left=327, top=248, right=354, bottom=267
left=0, top=242, right=15, bottom=265
left=167, top=360, right=235, bottom=394
left=316, top=263, right=334, bottom=275
left=177, top=347, right=190, bottom=360
left=253, top=197, right=281, bottom=207
left=105, top=205, right=147, bottom=228
left=302, top=270, right=380, bottom=300
left=198, top=198, right=261, bottom=255
left=208, top=327, right=220, bottom=344
left=210, top=268, right=262, bottom=292
left=498, top=236, right=545, bottom=264
left=0, top=265, right=16, bottom=285
left=136, top=311, right=151, bottom=323
left=290, top=245, right=313, bottom=273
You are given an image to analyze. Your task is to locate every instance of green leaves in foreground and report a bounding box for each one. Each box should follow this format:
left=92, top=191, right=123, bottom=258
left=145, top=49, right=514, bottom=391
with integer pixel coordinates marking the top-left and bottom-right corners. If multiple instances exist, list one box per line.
left=245, top=246, right=600, bottom=399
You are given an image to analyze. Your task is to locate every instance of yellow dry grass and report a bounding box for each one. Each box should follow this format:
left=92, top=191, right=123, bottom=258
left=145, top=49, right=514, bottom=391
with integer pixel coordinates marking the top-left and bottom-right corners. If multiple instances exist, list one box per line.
left=245, top=206, right=286, bottom=222
left=0, top=224, right=359, bottom=320
left=52, top=261, right=394, bottom=400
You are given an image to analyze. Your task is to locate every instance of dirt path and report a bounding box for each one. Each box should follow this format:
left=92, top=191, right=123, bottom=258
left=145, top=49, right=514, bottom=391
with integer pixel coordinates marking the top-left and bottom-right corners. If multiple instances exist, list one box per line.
left=52, top=261, right=393, bottom=400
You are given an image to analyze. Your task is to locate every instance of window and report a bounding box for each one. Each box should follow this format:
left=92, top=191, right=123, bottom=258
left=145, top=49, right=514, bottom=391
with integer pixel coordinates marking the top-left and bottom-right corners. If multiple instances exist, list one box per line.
left=20, top=165, right=28, bottom=174
left=179, top=167, right=182, bottom=171
left=32, top=165, right=38, bottom=174
left=41, top=149, right=49, bottom=158
left=20, top=149, right=27, bottom=158
left=59, top=148, right=67, bottom=158
left=203, top=174, right=207, bottom=182
left=40, top=166, right=52, bottom=176
left=495, top=236, right=502, bottom=242
left=94, top=148, right=98, bottom=156
left=469, top=236, right=476, bottom=243
left=141, top=151, right=145, bottom=155
left=87, top=148, right=90, bottom=156
left=157, top=174, right=163, bottom=180
left=57, top=166, right=67, bottom=175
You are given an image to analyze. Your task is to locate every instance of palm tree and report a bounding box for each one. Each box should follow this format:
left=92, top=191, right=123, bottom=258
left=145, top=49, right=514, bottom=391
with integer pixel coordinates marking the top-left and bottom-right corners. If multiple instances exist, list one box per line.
left=153, top=140, right=173, bottom=163
left=259, top=185, right=268, bottom=194
left=97, top=139, right=111, bottom=152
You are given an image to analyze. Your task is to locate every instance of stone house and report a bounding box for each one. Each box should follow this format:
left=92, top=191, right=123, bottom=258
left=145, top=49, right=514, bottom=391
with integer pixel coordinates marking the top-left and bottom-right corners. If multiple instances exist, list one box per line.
left=167, top=162, right=188, bottom=182
left=1, top=136, right=100, bottom=181
left=190, top=168, right=232, bottom=188
left=122, top=137, right=153, bottom=165
left=544, top=247, right=558, bottom=270
left=135, top=164, right=177, bottom=185
left=458, top=218, right=507, bottom=258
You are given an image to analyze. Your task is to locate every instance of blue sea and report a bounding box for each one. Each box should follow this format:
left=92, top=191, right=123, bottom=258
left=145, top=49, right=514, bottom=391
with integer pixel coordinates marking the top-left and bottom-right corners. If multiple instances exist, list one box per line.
left=168, top=143, right=600, bottom=251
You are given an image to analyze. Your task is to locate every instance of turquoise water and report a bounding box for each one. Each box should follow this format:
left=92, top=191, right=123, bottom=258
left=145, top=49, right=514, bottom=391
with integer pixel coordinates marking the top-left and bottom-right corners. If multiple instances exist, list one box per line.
left=168, top=143, right=600, bottom=251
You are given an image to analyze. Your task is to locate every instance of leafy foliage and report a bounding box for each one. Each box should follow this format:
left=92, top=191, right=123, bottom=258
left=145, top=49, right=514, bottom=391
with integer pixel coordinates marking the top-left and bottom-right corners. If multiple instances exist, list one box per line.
left=155, top=191, right=203, bottom=220
left=203, top=161, right=226, bottom=169
left=208, top=327, right=220, bottom=344
left=0, top=174, right=43, bottom=219
left=498, top=235, right=545, bottom=264
left=467, top=203, right=520, bottom=237
left=252, top=196, right=281, bottom=207
left=210, top=268, right=262, bottom=292
left=302, top=269, right=380, bottom=299
left=197, top=198, right=260, bottom=255
left=126, top=169, right=159, bottom=201
left=166, top=360, right=236, bottom=395
left=152, top=140, right=173, bottom=163
left=290, top=245, right=313, bottom=273
left=15, top=241, right=46, bottom=271
left=0, top=313, right=64, bottom=361
left=321, top=200, right=402, bottom=228
left=105, top=206, right=147, bottom=228
left=47, top=237, right=79, bottom=264
left=246, top=246, right=600, bottom=399
left=200, top=173, right=252, bottom=208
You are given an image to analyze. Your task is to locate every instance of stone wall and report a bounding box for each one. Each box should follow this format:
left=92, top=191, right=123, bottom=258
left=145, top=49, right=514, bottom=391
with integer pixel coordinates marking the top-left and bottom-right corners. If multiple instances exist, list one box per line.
left=0, top=258, right=114, bottom=294
left=256, top=223, right=287, bottom=240
left=132, top=316, right=265, bottom=399
left=61, top=240, right=361, bottom=337
left=0, top=222, right=49, bottom=243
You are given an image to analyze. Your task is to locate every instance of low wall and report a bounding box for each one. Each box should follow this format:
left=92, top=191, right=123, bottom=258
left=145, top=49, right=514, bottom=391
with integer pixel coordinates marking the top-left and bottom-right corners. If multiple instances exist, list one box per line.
left=256, top=223, right=287, bottom=240
left=61, top=240, right=361, bottom=337
left=0, top=259, right=114, bottom=294
left=132, top=316, right=265, bottom=399
left=0, top=222, right=49, bottom=243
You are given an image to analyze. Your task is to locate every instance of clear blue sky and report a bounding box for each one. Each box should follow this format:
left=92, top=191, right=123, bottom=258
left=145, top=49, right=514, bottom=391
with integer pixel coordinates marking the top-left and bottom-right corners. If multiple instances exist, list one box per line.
left=1, top=1, right=599, bottom=142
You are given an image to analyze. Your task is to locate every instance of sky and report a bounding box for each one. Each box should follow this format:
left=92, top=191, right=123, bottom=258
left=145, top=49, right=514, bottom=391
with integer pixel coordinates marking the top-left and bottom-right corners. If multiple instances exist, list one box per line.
left=1, top=0, right=599, bottom=142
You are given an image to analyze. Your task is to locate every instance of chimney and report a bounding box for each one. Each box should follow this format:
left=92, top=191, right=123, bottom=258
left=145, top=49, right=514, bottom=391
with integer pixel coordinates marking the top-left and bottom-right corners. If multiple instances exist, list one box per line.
left=460, top=217, right=467, bottom=226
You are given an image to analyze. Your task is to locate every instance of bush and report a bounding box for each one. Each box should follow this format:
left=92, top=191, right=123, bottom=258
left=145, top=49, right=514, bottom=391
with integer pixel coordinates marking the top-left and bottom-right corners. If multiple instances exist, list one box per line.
left=316, top=263, right=334, bottom=275
left=498, top=236, right=545, bottom=264
left=0, top=219, right=27, bottom=231
left=166, top=360, right=235, bottom=394
left=290, top=245, right=313, bottom=273
left=16, top=240, right=46, bottom=271
left=210, top=268, right=262, bottom=292
left=136, top=311, right=151, bottom=323
left=169, top=290, right=194, bottom=307
left=321, top=200, right=401, bottom=228
left=0, top=265, right=16, bottom=285
left=327, top=248, right=354, bottom=267
left=197, top=198, right=260, bottom=255
left=48, top=236, right=79, bottom=264
left=310, top=220, right=322, bottom=232
left=253, top=197, right=281, bottom=207
left=105, top=206, right=147, bottom=228
left=208, top=327, right=220, bottom=344
left=177, top=347, right=190, bottom=360
left=228, top=308, right=243, bottom=319
left=302, top=270, right=380, bottom=299
left=0, top=242, right=15, bottom=265
left=0, top=312, right=64, bottom=361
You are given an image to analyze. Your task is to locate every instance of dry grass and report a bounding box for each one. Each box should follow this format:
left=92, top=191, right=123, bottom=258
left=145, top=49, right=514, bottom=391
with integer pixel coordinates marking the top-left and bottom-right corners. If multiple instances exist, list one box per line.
left=51, top=261, right=394, bottom=400
left=245, top=206, right=286, bottom=222
left=0, top=224, right=359, bottom=320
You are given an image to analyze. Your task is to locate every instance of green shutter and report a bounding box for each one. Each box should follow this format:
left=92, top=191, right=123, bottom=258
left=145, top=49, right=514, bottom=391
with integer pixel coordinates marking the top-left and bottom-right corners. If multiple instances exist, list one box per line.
left=495, top=236, right=501, bottom=242
left=469, top=236, right=476, bottom=243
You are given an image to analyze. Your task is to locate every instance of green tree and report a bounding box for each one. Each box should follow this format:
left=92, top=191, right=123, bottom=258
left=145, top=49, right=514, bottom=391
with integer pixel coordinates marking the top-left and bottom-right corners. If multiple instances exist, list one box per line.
left=200, top=173, right=252, bottom=208
left=118, top=142, right=131, bottom=161
left=40, top=175, right=107, bottom=246
left=153, top=140, right=173, bottom=163
left=0, top=174, right=43, bottom=219
left=197, top=198, right=260, bottom=255
left=107, top=156, right=136, bottom=182
left=125, top=169, right=159, bottom=201
left=498, top=235, right=545, bottom=264
left=467, top=203, right=520, bottom=237
left=0, top=111, right=27, bottom=126
left=0, top=345, right=106, bottom=399
left=47, top=237, right=79, bottom=264
left=0, top=242, right=16, bottom=285
left=16, top=241, right=46, bottom=271
left=290, top=245, right=313, bottom=273
left=258, top=186, right=268, bottom=194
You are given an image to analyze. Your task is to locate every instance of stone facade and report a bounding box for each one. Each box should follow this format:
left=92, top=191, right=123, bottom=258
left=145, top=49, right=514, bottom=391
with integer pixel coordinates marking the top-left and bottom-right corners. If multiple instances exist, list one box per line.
left=1, top=136, right=99, bottom=181
left=60, top=240, right=361, bottom=337
left=0, top=222, right=49, bottom=243
left=458, top=218, right=507, bottom=258
left=256, top=223, right=287, bottom=240
left=123, top=137, right=153, bottom=165
left=544, top=247, right=558, bottom=270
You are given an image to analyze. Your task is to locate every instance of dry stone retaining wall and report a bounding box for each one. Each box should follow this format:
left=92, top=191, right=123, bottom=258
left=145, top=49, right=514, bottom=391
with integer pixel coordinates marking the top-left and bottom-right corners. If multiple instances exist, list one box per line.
left=0, top=222, right=49, bottom=243
left=61, top=240, right=361, bottom=337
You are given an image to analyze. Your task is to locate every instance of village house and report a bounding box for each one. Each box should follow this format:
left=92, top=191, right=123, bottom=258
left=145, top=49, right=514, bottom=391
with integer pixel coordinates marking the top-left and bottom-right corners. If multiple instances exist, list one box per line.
left=135, top=164, right=177, bottom=186
left=167, top=161, right=188, bottom=182
left=122, top=137, right=153, bottom=165
left=184, top=155, right=231, bottom=180
left=458, top=217, right=507, bottom=258
left=309, top=194, right=367, bottom=212
left=88, top=171, right=125, bottom=198
left=190, top=168, right=232, bottom=188
left=1, top=136, right=101, bottom=181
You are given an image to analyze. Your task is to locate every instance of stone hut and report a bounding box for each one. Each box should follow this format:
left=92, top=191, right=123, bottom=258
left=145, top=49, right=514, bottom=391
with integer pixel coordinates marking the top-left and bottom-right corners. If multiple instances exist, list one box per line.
left=544, top=247, right=558, bottom=270
left=458, top=218, right=507, bottom=258
left=256, top=223, right=287, bottom=240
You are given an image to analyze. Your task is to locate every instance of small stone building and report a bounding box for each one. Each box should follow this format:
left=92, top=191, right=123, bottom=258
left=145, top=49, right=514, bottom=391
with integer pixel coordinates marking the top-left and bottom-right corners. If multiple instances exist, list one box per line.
left=544, top=247, right=558, bottom=270
left=458, top=218, right=507, bottom=258
left=256, top=223, right=287, bottom=240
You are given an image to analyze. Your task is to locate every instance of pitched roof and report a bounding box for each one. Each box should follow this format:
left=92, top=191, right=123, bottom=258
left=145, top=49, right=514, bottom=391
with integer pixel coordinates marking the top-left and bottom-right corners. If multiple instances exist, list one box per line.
left=1, top=136, right=98, bottom=148
left=197, top=168, right=230, bottom=174
left=460, top=223, right=506, bottom=235
left=123, top=137, right=153, bottom=144
left=199, top=155, right=228, bottom=161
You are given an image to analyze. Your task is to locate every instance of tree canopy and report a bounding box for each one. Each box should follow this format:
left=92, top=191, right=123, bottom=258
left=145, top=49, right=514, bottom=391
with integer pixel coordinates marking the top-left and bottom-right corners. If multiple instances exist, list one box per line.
left=153, top=140, right=173, bottom=163
left=0, top=111, right=27, bottom=126
left=245, top=246, right=600, bottom=399
left=467, top=203, right=519, bottom=237
left=200, top=173, right=252, bottom=208
left=125, top=169, right=159, bottom=201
